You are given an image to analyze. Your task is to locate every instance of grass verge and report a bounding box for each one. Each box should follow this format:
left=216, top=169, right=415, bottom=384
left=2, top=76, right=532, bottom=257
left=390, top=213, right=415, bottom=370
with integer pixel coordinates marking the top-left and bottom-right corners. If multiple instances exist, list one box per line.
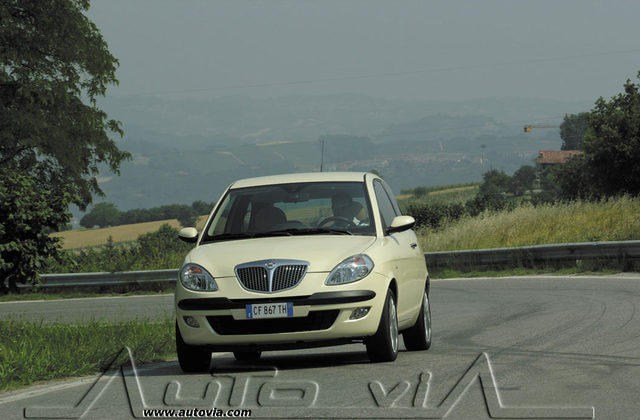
left=0, top=317, right=175, bottom=392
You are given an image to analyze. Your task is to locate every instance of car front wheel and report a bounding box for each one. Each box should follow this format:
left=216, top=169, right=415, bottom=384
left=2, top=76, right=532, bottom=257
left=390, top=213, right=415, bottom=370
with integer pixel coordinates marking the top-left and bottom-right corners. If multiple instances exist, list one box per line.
left=402, top=289, right=432, bottom=351
left=365, top=289, right=399, bottom=362
left=176, top=322, right=212, bottom=372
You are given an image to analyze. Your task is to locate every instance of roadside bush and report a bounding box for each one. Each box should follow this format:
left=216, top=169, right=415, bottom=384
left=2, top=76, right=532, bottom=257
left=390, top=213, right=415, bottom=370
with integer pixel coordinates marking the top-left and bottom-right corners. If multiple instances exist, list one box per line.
left=404, top=201, right=465, bottom=229
left=465, top=183, right=508, bottom=216
left=0, top=169, right=73, bottom=293
left=47, top=224, right=192, bottom=273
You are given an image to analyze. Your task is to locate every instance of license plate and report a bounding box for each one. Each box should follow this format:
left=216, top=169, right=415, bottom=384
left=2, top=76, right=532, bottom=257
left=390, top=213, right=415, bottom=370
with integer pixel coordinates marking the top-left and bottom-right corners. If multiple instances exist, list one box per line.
left=246, top=302, right=293, bottom=319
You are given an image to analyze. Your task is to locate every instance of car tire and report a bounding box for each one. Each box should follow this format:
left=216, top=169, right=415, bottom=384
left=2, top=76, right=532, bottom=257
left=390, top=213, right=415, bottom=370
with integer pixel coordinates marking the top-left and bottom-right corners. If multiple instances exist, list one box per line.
left=365, top=288, right=399, bottom=363
left=402, top=289, right=432, bottom=351
left=233, top=351, right=262, bottom=363
left=176, top=322, right=211, bottom=372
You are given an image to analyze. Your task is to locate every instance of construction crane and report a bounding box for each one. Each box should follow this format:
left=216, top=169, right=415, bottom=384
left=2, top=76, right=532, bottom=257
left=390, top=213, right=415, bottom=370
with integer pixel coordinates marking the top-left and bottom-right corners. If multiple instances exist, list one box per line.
left=523, top=123, right=560, bottom=133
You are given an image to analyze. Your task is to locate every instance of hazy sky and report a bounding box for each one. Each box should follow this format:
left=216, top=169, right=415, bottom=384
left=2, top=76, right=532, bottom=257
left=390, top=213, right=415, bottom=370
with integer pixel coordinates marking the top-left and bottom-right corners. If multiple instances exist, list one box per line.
left=89, top=0, right=640, bottom=101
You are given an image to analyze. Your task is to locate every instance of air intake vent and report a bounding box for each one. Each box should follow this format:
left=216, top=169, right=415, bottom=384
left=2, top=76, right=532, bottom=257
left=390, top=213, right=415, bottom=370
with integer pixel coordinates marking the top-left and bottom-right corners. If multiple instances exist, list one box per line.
left=235, top=259, right=309, bottom=293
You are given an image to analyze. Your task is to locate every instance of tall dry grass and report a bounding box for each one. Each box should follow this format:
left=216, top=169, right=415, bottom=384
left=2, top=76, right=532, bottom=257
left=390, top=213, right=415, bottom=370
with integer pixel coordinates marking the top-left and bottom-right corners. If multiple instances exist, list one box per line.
left=419, top=196, right=640, bottom=251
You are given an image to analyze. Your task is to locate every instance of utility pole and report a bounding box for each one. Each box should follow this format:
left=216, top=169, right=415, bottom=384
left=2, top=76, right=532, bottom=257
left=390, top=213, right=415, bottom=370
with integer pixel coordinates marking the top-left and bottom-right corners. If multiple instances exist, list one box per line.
left=480, top=144, right=486, bottom=176
left=320, top=139, right=325, bottom=172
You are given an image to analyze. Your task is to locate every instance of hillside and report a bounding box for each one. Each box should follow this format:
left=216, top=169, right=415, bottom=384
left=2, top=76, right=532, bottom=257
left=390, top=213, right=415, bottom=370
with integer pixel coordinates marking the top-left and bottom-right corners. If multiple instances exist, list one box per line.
left=75, top=94, right=591, bottom=222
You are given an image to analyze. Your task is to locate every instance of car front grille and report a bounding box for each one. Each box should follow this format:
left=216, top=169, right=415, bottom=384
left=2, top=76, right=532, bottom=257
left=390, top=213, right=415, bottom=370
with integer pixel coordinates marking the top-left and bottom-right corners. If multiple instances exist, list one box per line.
left=235, top=260, right=308, bottom=293
left=236, top=266, right=269, bottom=292
left=207, top=310, right=339, bottom=335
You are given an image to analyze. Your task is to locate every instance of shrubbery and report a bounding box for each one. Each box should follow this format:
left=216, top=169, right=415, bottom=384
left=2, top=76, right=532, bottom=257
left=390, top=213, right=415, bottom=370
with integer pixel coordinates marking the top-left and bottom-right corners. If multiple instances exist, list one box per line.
left=48, top=224, right=192, bottom=273
left=403, top=169, right=521, bottom=228
left=403, top=201, right=465, bottom=229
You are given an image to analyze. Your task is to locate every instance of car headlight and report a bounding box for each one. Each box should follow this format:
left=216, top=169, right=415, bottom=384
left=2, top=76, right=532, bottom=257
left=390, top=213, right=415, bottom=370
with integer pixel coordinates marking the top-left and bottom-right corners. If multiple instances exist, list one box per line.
left=180, top=263, right=218, bottom=291
left=325, top=254, right=374, bottom=285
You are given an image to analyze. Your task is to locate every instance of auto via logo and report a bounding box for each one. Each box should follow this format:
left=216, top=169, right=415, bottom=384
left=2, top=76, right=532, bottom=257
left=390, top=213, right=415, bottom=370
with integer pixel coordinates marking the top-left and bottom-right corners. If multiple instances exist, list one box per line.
left=22, top=347, right=594, bottom=419
left=265, top=262, right=276, bottom=270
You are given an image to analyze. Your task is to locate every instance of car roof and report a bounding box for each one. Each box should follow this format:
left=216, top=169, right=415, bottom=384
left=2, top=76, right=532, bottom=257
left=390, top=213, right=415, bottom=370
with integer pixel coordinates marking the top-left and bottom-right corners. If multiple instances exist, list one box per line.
left=230, top=172, right=371, bottom=189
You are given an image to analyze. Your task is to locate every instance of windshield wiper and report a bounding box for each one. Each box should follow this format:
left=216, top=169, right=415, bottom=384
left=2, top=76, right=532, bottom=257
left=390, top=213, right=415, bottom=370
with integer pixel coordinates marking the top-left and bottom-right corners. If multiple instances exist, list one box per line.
left=203, top=232, right=256, bottom=243
left=294, top=228, right=353, bottom=236
left=252, top=230, right=295, bottom=238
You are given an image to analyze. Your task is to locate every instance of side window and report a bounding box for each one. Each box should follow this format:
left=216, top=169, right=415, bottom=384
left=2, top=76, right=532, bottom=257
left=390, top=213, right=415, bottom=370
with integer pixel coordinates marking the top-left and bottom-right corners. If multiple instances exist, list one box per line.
left=381, top=181, right=401, bottom=216
left=373, top=181, right=397, bottom=231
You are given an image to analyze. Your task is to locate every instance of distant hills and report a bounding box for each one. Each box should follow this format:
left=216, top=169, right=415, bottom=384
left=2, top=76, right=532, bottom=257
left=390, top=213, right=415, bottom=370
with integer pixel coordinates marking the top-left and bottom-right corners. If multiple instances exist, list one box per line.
left=77, top=94, right=591, bottom=223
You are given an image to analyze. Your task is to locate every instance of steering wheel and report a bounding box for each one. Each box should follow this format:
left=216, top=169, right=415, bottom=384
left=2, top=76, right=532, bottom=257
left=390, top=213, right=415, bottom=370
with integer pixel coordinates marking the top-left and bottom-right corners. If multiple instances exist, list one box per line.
left=317, top=216, right=356, bottom=229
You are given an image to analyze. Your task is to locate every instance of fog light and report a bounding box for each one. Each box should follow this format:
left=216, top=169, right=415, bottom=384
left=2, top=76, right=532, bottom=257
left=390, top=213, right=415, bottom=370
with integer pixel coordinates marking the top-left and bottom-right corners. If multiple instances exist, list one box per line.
left=350, top=307, right=370, bottom=320
left=183, top=316, right=200, bottom=328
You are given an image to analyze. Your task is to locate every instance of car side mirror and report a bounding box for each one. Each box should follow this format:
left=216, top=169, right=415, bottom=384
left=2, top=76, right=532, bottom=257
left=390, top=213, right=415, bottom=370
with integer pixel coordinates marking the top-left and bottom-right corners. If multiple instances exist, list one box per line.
left=178, top=227, right=199, bottom=243
left=387, top=215, right=416, bottom=234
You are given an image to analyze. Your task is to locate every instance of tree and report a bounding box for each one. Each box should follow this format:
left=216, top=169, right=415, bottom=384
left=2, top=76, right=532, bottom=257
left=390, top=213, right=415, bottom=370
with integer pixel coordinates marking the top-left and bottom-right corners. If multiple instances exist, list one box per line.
left=1, top=1, right=127, bottom=289
left=80, top=202, right=121, bottom=228
left=554, top=155, right=592, bottom=200
left=481, top=169, right=511, bottom=191
left=0, top=0, right=129, bottom=208
left=560, top=112, right=590, bottom=150
left=465, top=183, right=507, bottom=216
left=579, top=71, right=640, bottom=197
left=508, top=165, right=537, bottom=196
left=0, top=169, right=72, bottom=293
left=175, top=206, right=198, bottom=227
left=191, top=200, right=213, bottom=215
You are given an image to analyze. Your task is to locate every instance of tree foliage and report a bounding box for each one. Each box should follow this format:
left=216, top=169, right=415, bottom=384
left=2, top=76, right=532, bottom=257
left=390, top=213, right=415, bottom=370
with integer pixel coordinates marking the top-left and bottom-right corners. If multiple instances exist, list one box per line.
left=0, top=0, right=126, bottom=289
left=0, top=169, right=72, bottom=292
left=481, top=169, right=511, bottom=191
left=0, top=0, right=129, bottom=207
left=560, top=112, right=590, bottom=150
left=556, top=71, right=640, bottom=199
left=582, top=72, right=640, bottom=196
left=191, top=200, right=213, bottom=215
left=79, top=202, right=120, bottom=228
left=508, top=165, right=536, bottom=196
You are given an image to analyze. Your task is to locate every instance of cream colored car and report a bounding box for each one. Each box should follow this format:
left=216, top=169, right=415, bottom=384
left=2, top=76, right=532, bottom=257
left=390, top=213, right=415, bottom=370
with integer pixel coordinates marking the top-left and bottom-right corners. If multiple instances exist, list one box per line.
left=175, top=172, right=431, bottom=371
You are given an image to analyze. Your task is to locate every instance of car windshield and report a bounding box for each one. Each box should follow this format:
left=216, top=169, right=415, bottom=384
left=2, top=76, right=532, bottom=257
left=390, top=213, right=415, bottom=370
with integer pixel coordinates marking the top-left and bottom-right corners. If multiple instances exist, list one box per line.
left=201, top=181, right=375, bottom=242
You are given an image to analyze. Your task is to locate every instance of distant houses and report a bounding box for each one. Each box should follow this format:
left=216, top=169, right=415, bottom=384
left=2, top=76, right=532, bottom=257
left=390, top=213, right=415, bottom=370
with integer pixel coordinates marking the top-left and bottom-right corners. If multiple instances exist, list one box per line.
left=537, top=150, right=582, bottom=169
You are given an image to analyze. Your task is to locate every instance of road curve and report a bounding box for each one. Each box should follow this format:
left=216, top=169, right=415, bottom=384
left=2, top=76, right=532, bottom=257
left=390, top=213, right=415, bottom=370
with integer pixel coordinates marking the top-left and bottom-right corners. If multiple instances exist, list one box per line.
left=2, top=274, right=640, bottom=419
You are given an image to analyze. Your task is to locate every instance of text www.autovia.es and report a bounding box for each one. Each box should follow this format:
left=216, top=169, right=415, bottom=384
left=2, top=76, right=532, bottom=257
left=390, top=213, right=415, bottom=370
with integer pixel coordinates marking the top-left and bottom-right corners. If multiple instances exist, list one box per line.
left=142, top=407, right=252, bottom=418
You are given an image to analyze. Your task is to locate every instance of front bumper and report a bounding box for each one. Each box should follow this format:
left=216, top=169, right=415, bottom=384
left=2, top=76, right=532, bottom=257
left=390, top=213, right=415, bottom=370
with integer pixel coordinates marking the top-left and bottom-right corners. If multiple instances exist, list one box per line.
left=175, top=271, right=390, bottom=347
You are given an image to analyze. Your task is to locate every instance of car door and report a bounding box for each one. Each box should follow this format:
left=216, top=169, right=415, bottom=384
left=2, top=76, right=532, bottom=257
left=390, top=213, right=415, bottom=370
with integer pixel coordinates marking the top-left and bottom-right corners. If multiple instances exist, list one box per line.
left=373, top=180, right=417, bottom=323
left=381, top=180, right=427, bottom=305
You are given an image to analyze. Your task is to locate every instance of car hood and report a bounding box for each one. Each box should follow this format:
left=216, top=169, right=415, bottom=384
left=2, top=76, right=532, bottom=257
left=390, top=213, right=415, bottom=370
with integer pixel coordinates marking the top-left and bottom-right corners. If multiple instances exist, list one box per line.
left=187, top=235, right=377, bottom=277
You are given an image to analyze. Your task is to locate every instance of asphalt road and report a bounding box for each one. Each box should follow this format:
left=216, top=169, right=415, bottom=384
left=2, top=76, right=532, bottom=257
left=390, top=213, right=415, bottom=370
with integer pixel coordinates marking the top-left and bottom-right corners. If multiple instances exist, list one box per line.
left=0, top=294, right=175, bottom=322
left=2, top=274, right=640, bottom=419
